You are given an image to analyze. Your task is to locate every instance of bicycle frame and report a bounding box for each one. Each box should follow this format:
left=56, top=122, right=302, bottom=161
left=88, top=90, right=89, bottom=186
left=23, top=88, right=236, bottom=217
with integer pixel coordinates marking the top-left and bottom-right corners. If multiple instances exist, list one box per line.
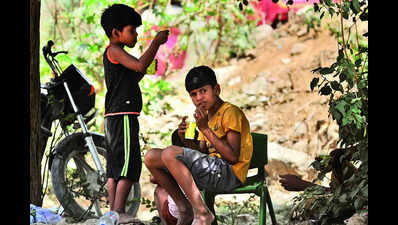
left=42, top=41, right=105, bottom=176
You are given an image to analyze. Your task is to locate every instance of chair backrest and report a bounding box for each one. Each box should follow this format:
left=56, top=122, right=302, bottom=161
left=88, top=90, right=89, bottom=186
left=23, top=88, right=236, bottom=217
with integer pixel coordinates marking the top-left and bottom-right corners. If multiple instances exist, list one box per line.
left=249, top=133, right=268, bottom=170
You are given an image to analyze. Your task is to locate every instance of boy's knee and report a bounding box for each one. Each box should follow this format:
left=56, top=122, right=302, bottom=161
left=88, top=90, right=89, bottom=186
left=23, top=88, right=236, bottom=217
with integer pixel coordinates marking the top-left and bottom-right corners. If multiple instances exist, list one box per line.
left=144, top=149, right=158, bottom=167
left=154, top=185, right=168, bottom=198
left=160, top=146, right=178, bottom=162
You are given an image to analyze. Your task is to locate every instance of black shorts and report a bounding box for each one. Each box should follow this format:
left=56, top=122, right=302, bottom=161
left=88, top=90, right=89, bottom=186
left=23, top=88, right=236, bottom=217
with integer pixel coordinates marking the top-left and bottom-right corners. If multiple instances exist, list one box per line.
left=176, top=148, right=242, bottom=193
left=104, top=114, right=141, bottom=182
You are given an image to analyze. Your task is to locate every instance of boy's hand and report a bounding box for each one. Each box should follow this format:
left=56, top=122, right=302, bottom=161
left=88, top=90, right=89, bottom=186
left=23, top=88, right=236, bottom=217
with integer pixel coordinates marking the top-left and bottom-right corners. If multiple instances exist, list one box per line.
left=177, top=116, right=188, bottom=141
left=194, top=107, right=209, bottom=131
left=153, top=30, right=169, bottom=45
left=279, top=174, right=314, bottom=191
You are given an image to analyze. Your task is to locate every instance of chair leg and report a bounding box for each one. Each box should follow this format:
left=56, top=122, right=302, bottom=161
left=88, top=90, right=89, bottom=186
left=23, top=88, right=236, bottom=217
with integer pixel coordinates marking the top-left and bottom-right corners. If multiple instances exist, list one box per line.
left=259, top=186, right=266, bottom=225
left=203, top=191, right=218, bottom=225
left=264, top=186, right=277, bottom=225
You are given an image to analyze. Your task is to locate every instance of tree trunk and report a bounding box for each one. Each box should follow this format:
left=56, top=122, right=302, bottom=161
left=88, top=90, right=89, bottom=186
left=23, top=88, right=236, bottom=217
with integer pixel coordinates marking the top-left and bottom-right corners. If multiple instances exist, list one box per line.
left=30, top=0, right=42, bottom=206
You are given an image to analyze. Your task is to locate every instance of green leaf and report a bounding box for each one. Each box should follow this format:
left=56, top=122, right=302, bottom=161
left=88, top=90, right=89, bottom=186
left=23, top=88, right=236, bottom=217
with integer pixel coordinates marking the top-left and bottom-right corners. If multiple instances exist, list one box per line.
left=351, top=0, right=361, bottom=14
left=319, top=85, right=332, bottom=95
left=319, top=67, right=334, bottom=75
left=360, top=9, right=368, bottom=21
left=335, top=101, right=347, bottom=114
left=311, top=67, right=322, bottom=73
left=361, top=184, right=368, bottom=198
left=338, top=193, right=348, bottom=203
left=310, top=77, right=319, bottom=91
left=314, top=3, right=320, bottom=12
left=331, top=81, right=343, bottom=92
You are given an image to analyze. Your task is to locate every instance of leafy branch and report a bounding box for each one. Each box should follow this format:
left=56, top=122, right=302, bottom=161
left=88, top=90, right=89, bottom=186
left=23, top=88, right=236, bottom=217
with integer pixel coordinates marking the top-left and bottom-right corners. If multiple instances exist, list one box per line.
left=271, top=0, right=368, bottom=223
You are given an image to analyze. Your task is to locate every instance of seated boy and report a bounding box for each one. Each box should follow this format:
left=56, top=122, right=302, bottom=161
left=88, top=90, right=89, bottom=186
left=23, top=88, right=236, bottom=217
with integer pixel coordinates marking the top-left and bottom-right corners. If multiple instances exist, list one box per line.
left=144, top=65, right=253, bottom=225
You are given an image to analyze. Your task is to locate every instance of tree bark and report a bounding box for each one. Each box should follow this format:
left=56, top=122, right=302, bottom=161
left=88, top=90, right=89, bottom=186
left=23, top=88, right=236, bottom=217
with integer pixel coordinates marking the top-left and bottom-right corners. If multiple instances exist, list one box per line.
left=30, top=0, right=43, bottom=206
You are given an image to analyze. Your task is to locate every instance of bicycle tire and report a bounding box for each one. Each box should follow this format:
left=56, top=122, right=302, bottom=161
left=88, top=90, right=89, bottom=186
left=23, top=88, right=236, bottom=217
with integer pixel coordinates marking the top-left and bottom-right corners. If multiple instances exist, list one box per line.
left=50, top=132, right=141, bottom=218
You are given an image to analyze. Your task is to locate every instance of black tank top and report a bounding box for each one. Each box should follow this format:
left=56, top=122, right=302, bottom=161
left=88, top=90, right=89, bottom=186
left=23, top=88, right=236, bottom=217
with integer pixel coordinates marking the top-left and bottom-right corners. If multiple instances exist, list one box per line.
left=103, top=46, right=143, bottom=116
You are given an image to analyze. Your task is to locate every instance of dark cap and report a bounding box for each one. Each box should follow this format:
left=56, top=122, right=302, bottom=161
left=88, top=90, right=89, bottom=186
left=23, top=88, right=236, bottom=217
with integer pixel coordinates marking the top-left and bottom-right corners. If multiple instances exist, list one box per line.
left=185, top=65, right=217, bottom=93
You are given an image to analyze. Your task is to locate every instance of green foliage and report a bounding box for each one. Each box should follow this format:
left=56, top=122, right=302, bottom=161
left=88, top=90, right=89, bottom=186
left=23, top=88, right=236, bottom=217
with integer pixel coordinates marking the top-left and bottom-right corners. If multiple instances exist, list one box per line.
left=148, top=0, right=258, bottom=64
left=141, top=77, right=175, bottom=116
left=275, top=0, right=368, bottom=223
left=141, top=197, right=157, bottom=212
left=216, top=195, right=259, bottom=225
left=64, top=166, right=108, bottom=220
left=303, top=7, right=322, bottom=35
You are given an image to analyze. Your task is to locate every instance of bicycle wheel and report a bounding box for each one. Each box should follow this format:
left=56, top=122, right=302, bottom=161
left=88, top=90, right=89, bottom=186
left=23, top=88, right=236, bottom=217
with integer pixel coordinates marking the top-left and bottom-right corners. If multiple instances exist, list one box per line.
left=50, top=132, right=141, bottom=219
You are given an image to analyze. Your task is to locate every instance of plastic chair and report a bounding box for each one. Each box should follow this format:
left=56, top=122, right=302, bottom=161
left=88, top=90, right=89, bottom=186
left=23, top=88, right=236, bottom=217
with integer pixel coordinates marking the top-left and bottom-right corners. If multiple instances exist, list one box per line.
left=203, top=133, right=277, bottom=225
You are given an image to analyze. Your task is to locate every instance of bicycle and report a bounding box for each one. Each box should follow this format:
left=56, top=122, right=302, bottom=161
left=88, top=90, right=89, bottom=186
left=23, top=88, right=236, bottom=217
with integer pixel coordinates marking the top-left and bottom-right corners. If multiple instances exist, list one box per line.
left=40, top=40, right=141, bottom=219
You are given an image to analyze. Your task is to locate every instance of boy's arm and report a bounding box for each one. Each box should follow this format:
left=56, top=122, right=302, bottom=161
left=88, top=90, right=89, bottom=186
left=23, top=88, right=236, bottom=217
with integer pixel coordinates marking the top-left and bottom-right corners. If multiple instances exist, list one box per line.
left=195, top=107, right=240, bottom=164
left=109, top=30, right=169, bottom=74
left=108, top=41, right=161, bottom=74
left=200, top=128, right=240, bottom=164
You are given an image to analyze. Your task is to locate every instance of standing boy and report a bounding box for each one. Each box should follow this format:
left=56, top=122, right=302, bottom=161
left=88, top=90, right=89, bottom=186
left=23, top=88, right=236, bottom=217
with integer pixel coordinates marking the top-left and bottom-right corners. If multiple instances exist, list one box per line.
left=100, top=4, right=169, bottom=224
left=144, top=66, right=253, bottom=225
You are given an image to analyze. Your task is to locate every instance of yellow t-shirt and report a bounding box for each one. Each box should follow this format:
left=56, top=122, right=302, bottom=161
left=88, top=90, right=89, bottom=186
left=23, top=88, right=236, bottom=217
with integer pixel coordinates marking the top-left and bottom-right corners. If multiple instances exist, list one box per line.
left=198, top=102, right=253, bottom=183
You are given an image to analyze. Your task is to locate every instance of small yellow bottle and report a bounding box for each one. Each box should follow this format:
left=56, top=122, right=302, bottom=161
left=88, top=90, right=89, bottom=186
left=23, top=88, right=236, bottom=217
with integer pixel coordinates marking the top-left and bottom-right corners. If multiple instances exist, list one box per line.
left=146, top=59, right=158, bottom=75
left=185, top=120, right=197, bottom=140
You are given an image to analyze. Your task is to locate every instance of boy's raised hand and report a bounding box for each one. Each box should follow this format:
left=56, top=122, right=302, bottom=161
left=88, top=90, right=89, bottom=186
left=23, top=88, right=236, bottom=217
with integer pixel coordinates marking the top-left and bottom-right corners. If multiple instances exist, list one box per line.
left=153, top=30, right=169, bottom=45
left=194, top=107, right=209, bottom=131
left=177, top=116, right=188, bottom=141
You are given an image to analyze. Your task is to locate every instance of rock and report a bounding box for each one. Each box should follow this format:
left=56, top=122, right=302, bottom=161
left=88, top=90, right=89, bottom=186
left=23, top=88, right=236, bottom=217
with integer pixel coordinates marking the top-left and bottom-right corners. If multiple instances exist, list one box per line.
left=268, top=142, right=313, bottom=171
left=290, top=43, right=307, bottom=56
left=296, top=28, right=308, bottom=37
left=227, top=76, right=241, bottom=86
left=249, top=114, right=268, bottom=130
left=243, top=76, right=268, bottom=95
left=277, top=136, right=288, bottom=144
left=281, top=57, right=292, bottom=64
left=214, top=65, right=239, bottom=85
left=294, top=122, right=308, bottom=138
left=307, top=135, right=320, bottom=157
left=293, top=139, right=308, bottom=152
left=253, top=24, right=274, bottom=43
left=327, top=123, right=339, bottom=141
left=236, top=214, right=253, bottom=223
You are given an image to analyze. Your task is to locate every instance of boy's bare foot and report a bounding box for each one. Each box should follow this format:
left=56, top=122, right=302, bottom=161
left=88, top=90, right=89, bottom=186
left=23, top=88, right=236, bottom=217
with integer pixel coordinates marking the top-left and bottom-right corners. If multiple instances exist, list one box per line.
left=118, top=213, right=141, bottom=224
left=191, top=210, right=214, bottom=225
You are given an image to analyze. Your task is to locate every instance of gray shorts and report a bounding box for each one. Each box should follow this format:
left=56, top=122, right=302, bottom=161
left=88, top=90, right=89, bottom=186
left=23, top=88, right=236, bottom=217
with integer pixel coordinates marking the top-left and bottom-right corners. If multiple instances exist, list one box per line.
left=175, top=147, right=242, bottom=192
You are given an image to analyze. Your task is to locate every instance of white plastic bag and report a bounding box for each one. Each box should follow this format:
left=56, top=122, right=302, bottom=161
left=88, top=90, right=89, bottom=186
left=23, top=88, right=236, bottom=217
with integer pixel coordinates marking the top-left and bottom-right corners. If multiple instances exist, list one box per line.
left=30, top=204, right=62, bottom=224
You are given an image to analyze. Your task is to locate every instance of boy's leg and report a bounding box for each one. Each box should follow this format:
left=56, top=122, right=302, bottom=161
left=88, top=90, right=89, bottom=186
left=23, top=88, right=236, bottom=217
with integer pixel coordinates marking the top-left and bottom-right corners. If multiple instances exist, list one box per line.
left=113, top=178, right=133, bottom=213
left=151, top=175, right=172, bottom=225
left=114, top=178, right=142, bottom=224
left=161, top=146, right=214, bottom=225
left=154, top=186, right=174, bottom=225
left=114, top=115, right=142, bottom=224
left=107, top=178, right=116, bottom=210
left=145, top=148, right=194, bottom=225
left=145, top=146, right=214, bottom=225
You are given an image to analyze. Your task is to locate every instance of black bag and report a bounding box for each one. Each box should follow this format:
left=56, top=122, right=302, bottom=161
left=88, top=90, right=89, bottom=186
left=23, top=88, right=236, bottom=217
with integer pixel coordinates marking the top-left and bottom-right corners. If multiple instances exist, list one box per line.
left=58, top=64, right=96, bottom=116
